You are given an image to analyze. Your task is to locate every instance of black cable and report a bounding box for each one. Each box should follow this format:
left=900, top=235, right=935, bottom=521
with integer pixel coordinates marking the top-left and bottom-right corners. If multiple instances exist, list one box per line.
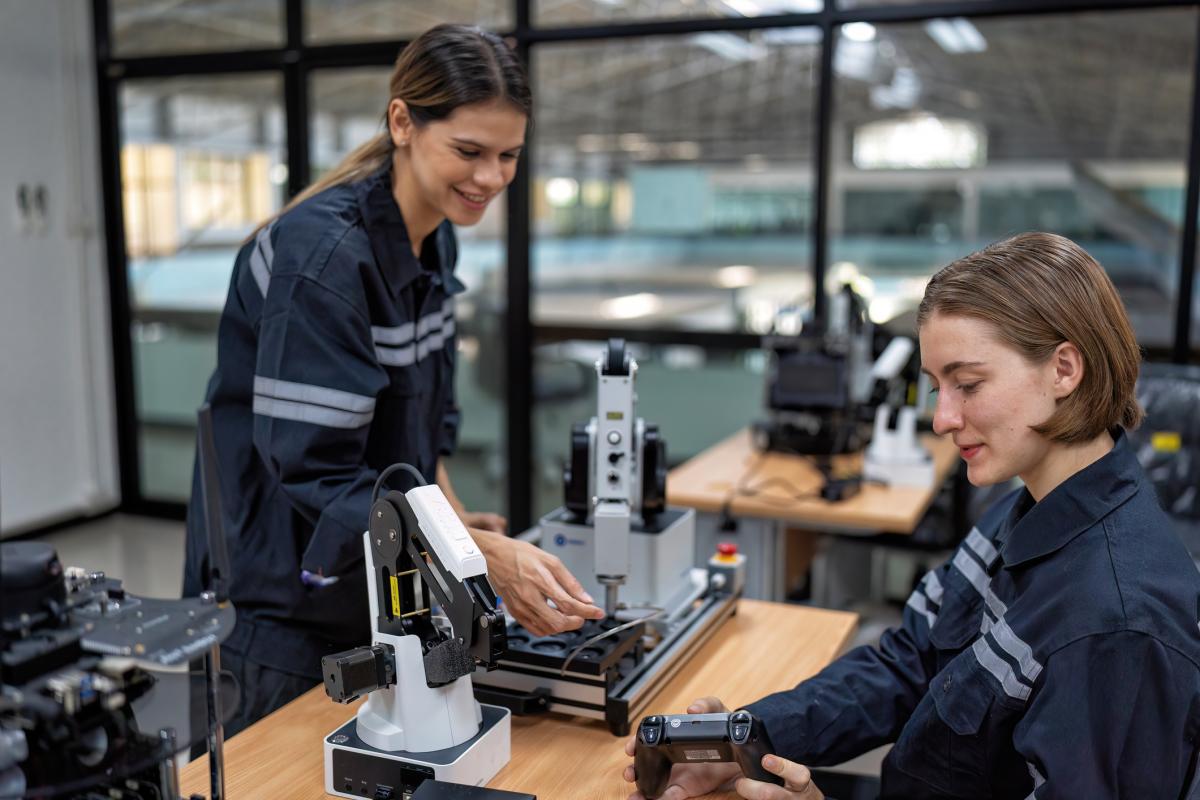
left=372, top=462, right=427, bottom=502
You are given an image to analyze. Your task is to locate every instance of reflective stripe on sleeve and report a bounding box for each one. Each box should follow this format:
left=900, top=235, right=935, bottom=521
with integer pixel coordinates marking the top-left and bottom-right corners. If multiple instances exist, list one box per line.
left=252, top=375, right=375, bottom=429
left=972, top=636, right=1032, bottom=701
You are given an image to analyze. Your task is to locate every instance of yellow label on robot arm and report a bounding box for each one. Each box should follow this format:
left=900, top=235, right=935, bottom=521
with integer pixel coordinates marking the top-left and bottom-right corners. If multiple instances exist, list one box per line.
left=390, top=574, right=402, bottom=617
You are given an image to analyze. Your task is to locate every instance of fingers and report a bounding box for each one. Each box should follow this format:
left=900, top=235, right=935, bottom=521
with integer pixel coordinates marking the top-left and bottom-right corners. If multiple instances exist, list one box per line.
left=764, top=755, right=818, bottom=794
left=686, top=697, right=729, bottom=714
left=463, top=512, right=507, bottom=533
left=544, top=557, right=605, bottom=619
left=735, top=756, right=823, bottom=800
left=496, top=542, right=602, bottom=634
left=477, top=512, right=507, bottom=533
left=506, top=589, right=584, bottom=637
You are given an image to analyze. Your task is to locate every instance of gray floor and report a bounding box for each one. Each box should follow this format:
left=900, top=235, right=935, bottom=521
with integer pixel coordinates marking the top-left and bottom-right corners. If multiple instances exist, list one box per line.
left=38, top=512, right=187, bottom=599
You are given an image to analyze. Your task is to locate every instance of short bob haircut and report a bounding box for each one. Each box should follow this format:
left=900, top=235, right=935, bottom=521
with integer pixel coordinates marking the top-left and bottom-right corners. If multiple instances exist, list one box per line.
left=916, top=232, right=1143, bottom=444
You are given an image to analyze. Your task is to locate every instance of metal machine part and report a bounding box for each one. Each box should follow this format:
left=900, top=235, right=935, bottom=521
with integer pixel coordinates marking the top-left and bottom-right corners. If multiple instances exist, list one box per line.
left=471, top=561, right=742, bottom=737
left=560, top=339, right=670, bottom=615
left=472, top=340, right=746, bottom=736
left=323, top=479, right=511, bottom=799
left=756, top=285, right=915, bottom=457
left=0, top=541, right=235, bottom=800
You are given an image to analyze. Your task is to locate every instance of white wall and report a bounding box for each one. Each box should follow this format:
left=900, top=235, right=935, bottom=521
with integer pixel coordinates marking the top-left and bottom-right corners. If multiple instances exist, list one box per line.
left=0, top=0, right=119, bottom=535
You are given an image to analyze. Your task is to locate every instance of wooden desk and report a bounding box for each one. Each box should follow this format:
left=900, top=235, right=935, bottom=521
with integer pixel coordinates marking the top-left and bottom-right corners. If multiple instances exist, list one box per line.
left=181, top=600, right=856, bottom=800
left=668, top=429, right=960, bottom=600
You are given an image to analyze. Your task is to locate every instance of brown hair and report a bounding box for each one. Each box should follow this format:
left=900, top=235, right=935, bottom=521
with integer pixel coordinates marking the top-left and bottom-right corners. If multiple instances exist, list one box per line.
left=254, top=24, right=530, bottom=235
left=917, top=232, right=1143, bottom=443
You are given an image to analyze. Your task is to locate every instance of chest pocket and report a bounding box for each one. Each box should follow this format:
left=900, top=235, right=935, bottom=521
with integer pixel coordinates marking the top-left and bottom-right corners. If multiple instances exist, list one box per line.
left=893, top=654, right=996, bottom=799
left=930, top=580, right=987, bottom=671
left=365, top=363, right=428, bottom=472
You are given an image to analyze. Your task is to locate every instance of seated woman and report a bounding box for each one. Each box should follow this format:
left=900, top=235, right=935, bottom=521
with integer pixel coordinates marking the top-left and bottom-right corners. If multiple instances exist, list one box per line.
left=623, top=231, right=1200, bottom=800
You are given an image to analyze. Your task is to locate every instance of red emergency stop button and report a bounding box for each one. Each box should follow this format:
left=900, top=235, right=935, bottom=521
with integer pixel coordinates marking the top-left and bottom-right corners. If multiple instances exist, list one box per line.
left=715, top=542, right=739, bottom=563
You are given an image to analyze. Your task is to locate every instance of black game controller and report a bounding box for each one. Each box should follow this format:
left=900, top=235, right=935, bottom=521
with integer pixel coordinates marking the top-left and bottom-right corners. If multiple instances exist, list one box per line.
left=633, top=711, right=783, bottom=799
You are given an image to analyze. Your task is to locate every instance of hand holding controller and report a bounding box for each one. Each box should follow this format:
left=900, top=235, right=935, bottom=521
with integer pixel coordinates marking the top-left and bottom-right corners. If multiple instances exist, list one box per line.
left=633, top=711, right=783, bottom=799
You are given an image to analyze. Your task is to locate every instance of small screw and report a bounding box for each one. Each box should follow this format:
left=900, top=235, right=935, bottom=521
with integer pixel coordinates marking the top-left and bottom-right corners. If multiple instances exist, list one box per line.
left=376, top=538, right=382, bottom=547
left=376, top=511, right=383, bottom=519
left=480, top=616, right=489, bottom=629
left=200, top=591, right=216, bottom=604
left=389, top=529, right=397, bottom=542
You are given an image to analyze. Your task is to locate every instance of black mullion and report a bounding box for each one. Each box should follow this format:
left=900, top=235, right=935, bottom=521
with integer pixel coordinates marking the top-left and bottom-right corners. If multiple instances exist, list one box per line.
left=284, top=63, right=309, bottom=199
left=107, top=49, right=285, bottom=78
left=1177, top=9, right=1200, bottom=363
left=834, top=0, right=1196, bottom=25
left=812, top=8, right=836, bottom=328
left=524, top=12, right=820, bottom=43
left=516, top=0, right=530, bottom=32
left=506, top=25, right=534, bottom=531
left=284, top=0, right=308, bottom=199
left=93, top=0, right=141, bottom=510
left=533, top=325, right=762, bottom=350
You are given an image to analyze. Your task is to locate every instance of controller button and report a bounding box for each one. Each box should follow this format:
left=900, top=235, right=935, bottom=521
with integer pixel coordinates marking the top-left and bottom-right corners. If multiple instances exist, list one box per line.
left=732, top=723, right=749, bottom=740
left=642, top=728, right=659, bottom=744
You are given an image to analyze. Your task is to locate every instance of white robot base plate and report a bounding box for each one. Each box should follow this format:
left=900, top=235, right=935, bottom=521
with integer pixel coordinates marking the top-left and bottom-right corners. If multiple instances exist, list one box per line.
left=324, top=704, right=511, bottom=799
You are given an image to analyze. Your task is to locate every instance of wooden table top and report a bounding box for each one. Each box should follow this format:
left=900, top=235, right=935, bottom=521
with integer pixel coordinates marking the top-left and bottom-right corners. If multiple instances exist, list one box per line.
left=667, top=428, right=960, bottom=534
left=180, top=600, right=857, bottom=799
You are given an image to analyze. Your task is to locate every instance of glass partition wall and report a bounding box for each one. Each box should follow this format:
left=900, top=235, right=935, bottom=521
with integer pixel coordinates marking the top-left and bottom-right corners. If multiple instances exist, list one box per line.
left=96, top=0, right=1200, bottom=528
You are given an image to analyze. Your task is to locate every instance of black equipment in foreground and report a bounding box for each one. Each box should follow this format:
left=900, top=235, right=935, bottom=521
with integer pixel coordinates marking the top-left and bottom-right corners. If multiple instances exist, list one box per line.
left=0, top=404, right=236, bottom=800
left=0, top=542, right=235, bottom=799
left=633, top=711, right=782, bottom=799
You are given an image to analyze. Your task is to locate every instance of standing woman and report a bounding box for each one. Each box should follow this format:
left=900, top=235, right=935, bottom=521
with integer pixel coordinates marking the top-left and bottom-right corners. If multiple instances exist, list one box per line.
left=623, top=232, right=1200, bottom=799
left=184, top=24, right=602, bottom=738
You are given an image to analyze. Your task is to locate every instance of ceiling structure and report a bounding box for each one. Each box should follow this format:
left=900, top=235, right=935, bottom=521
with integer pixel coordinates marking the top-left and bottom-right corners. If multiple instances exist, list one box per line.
left=112, top=2, right=1197, bottom=172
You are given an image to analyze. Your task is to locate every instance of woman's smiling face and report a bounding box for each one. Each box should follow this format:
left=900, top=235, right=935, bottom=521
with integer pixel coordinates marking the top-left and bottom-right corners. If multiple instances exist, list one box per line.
left=402, top=99, right=526, bottom=227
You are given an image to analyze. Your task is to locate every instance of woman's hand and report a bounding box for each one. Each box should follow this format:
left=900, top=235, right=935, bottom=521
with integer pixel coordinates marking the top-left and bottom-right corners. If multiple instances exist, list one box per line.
left=460, top=510, right=507, bottom=533
left=734, top=756, right=824, bottom=800
left=471, top=529, right=604, bottom=636
left=622, top=697, right=742, bottom=800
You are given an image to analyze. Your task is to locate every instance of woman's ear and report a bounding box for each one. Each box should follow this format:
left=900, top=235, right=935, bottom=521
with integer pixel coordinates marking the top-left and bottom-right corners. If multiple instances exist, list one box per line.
left=1050, top=341, right=1084, bottom=399
left=387, top=99, right=413, bottom=148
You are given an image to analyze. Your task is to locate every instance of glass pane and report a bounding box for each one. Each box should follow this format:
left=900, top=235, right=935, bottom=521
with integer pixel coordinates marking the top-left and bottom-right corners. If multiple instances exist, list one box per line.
left=531, top=341, right=765, bottom=519
left=536, top=0, right=821, bottom=27
left=112, top=0, right=283, bottom=56
left=1195, top=246, right=1200, bottom=353
left=309, top=68, right=510, bottom=515
left=533, top=29, right=820, bottom=333
left=305, top=0, right=513, bottom=44
left=121, top=74, right=286, bottom=501
left=830, top=9, right=1195, bottom=349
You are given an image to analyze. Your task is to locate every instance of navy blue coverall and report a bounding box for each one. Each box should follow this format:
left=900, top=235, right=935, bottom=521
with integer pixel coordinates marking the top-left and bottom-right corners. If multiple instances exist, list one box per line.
left=183, top=162, right=464, bottom=734
left=747, top=430, right=1200, bottom=798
